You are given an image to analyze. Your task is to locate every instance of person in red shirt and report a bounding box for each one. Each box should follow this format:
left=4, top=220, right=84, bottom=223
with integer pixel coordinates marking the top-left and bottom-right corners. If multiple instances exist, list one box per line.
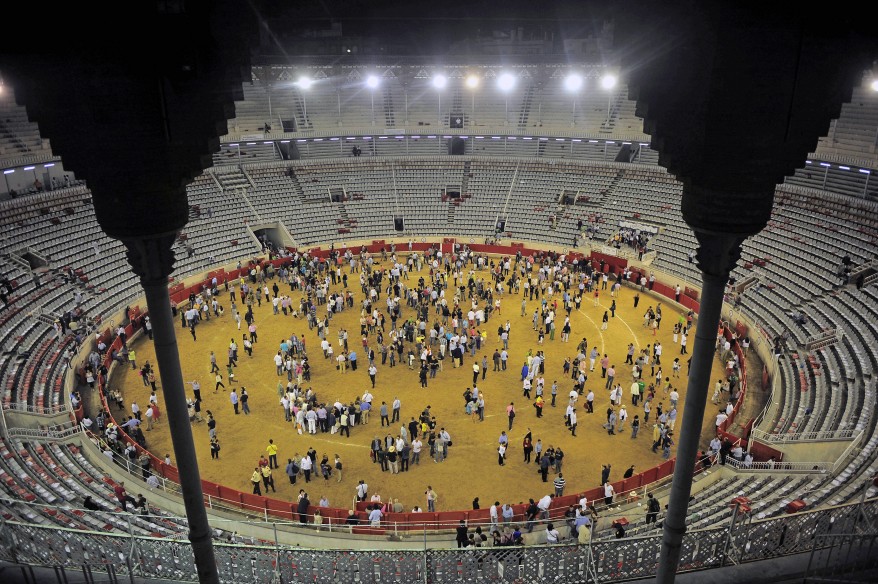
left=113, top=481, right=136, bottom=511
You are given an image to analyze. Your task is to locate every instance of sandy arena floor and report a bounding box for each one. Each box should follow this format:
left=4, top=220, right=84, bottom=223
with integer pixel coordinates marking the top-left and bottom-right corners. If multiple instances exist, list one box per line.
left=109, top=256, right=728, bottom=514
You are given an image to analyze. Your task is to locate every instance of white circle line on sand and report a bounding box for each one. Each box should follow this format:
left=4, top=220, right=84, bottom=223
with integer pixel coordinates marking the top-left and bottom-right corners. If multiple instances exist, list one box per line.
left=595, top=297, right=641, bottom=352
left=575, top=307, right=605, bottom=356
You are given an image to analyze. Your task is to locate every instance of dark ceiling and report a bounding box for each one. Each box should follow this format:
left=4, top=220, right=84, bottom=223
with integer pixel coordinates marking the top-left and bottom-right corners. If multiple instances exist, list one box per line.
left=0, top=1, right=874, bottom=240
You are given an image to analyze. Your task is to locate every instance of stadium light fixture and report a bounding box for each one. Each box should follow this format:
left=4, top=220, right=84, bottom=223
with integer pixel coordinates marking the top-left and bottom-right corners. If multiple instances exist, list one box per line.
left=466, top=75, right=479, bottom=89
left=564, top=73, right=583, bottom=92
left=432, top=74, right=447, bottom=90
left=497, top=72, right=516, bottom=92
left=870, top=78, right=878, bottom=92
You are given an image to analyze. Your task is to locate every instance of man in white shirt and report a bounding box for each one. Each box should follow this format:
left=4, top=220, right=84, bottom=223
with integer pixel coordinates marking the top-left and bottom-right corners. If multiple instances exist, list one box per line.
left=392, top=398, right=401, bottom=423
left=368, top=506, right=383, bottom=527
left=145, top=405, right=154, bottom=430
left=356, top=480, right=369, bottom=501
left=604, top=482, right=615, bottom=505
left=537, top=494, right=553, bottom=520
left=411, top=438, right=422, bottom=465
left=281, top=396, right=291, bottom=422
left=545, top=523, right=561, bottom=544
left=300, top=455, right=313, bottom=482
left=708, top=436, right=722, bottom=457
left=489, top=501, right=500, bottom=527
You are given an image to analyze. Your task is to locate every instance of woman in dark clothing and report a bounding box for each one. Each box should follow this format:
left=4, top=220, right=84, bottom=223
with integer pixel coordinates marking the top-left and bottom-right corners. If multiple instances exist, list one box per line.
left=523, top=431, right=534, bottom=463
left=297, top=493, right=310, bottom=524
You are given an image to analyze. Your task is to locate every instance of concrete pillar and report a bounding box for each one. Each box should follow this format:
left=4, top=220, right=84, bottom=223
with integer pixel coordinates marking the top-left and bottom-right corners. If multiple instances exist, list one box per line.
left=123, top=235, right=219, bottom=584
left=656, top=232, right=745, bottom=584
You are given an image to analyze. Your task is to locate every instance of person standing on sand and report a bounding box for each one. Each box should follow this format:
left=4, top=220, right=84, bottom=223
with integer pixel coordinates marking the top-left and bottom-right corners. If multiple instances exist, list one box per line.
left=523, top=430, right=533, bottom=463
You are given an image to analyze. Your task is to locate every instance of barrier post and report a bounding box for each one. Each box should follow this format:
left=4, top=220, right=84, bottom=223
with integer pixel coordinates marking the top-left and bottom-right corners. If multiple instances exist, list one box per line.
left=126, top=510, right=137, bottom=584
left=272, top=522, right=281, bottom=579
left=720, top=500, right=741, bottom=567
left=423, top=523, right=429, bottom=584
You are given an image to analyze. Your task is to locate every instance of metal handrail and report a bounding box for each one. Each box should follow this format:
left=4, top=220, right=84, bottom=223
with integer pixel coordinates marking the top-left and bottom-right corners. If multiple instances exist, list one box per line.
left=0, top=496, right=875, bottom=584
left=5, top=424, right=81, bottom=441
left=222, top=126, right=652, bottom=144
left=750, top=428, right=860, bottom=443
left=723, top=457, right=832, bottom=474
left=2, top=402, right=71, bottom=416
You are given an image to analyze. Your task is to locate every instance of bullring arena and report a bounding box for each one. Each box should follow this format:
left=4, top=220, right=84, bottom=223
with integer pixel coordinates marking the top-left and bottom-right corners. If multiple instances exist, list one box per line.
left=112, top=244, right=729, bottom=514
left=1, top=5, right=878, bottom=584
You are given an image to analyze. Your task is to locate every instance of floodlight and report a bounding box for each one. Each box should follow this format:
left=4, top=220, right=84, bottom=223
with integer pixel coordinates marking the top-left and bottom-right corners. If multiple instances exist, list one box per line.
left=297, top=76, right=313, bottom=90
left=601, top=74, right=618, bottom=90
left=870, top=79, right=878, bottom=92
left=366, top=75, right=380, bottom=89
left=564, top=73, right=584, bottom=92
left=433, top=74, right=447, bottom=90
left=497, top=73, right=516, bottom=92
left=466, top=75, right=480, bottom=89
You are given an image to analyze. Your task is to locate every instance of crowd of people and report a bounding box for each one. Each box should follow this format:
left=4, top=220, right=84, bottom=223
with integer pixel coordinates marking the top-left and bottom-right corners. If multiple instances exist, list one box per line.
left=88, top=240, right=740, bottom=543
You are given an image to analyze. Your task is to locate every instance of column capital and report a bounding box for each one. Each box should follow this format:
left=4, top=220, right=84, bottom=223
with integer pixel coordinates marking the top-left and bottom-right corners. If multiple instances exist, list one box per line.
left=121, top=234, right=179, bottom=286
left=693, top=231, right=747, bottom=282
